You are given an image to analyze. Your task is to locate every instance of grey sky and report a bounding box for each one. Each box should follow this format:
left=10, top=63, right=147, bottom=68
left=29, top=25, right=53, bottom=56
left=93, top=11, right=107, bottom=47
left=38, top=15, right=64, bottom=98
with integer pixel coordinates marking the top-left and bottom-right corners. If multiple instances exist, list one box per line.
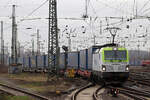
left=0, top=0, right=150, bottom=52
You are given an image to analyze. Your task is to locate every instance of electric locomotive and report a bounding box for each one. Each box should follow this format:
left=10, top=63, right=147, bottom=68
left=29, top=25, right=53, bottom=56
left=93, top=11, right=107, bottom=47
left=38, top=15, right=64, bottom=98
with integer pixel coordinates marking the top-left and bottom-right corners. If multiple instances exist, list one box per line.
left=91, top=44, right=129, bottom=83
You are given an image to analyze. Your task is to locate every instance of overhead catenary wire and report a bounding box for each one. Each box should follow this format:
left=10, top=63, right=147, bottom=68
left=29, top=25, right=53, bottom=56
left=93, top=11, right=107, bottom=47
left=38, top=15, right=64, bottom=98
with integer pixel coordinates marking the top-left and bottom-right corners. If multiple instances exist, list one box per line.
left=141, top=7, right=150, bottom=15
left=88, top=0, right=97, bottom=17
left=5, top=0, right=143, bottom=25
left=138, top=0, right=150, bottom=14
left=95, top=20, right=126, bottom=28
left=26, top=0, right=48, bottom=17
left=18, top=0, right=48, bottom=24
left=116, top=0, right=128, bottom=12
left=95, top=0, right=133, bottom=16
left=1, top=0, right=150, bottom=51
left=2, top=17, right=126, bottom=34
left=3, top=0, right=12, bottom=7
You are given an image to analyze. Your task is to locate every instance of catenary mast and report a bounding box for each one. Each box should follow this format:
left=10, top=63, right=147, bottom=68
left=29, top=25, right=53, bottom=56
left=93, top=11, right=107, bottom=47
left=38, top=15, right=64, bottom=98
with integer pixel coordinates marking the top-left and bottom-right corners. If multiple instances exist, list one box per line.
left=1, top=21, right=4, bottom=64
left=47, top=0, right=60, bottom=81
left=11, top=5, right=17, bottom=64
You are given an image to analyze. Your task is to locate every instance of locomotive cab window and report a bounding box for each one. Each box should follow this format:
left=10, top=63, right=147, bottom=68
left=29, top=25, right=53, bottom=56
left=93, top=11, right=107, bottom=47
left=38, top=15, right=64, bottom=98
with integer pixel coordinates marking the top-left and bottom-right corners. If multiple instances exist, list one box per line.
left=104, top=50, right=127, bottom=60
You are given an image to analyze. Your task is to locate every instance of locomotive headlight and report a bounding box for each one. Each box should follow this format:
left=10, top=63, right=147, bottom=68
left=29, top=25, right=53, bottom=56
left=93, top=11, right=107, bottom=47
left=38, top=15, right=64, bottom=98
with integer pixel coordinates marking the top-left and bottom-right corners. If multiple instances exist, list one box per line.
left=126, top=65, right=129, bottom=71
left=102, top=65, right=106, bottom=71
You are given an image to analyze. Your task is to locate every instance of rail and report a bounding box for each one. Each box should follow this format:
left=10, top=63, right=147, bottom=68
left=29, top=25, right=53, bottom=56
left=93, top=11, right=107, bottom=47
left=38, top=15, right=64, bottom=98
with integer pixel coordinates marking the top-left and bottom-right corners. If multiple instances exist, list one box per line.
left=71, top=83, right=94, bottom=100
left=0, top=83, right=49, bottom=100
left=93, top=85, right=104, bottom=100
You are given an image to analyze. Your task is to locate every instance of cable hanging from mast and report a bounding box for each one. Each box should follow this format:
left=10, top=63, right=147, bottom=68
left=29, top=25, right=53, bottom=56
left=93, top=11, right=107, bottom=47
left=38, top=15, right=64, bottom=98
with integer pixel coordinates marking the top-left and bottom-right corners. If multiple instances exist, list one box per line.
left=138, top=0, right=150, bottom=14
left=96, top=0, right=133, bottom=15
left=19, top=0, right=48, bottom=23
left=27, top=0, right=48, bottom=17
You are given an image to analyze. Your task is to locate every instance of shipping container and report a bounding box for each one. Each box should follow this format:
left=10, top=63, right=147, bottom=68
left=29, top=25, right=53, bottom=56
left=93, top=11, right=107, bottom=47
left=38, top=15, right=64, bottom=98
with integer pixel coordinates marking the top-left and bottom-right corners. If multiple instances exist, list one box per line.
left=31, top=56, right=36, bottom=68
left=37, top=55, right=43, bottom=68
left=43, top=55, right=47, bottom=68
left=17, top=57, right=23, bottom=65
left=87, top=46, right=99, bottom=70
left=24, top=57, right=31, bottom=68
left=4, top=54, right=9, bottom=65
left=46, top=55, right=48, bottom=67
left=59, top=53, right=65, bottom=69
left=79, top=49, right=88, bottom=70
left=68, top=51, right=79, bottom=69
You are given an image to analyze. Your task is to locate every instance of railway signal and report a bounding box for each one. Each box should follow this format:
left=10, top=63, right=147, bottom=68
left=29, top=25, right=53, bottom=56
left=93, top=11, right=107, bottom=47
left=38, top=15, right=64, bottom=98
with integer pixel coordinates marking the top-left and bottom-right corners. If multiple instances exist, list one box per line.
left=62, top=45, right=68, bottom=70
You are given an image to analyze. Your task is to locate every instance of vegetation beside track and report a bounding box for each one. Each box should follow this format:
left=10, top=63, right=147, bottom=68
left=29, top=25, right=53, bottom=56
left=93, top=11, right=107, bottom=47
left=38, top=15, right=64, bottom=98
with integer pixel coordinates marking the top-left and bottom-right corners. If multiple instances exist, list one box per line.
left=0, top=73, right=89, bottom=99
left=0, top=95, right=34, bottom=100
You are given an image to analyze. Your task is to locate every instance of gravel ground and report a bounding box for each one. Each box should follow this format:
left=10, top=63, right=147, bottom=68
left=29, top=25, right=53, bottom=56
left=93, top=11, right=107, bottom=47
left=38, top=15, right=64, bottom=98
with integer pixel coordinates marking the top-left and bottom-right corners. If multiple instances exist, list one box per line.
left=0, top=65, right=150, bottom=100
left=0, top=72, right=89, bottom=100
left=0, top=64, right=89, bottom=100
left=99, top=88, right=132, bottom=100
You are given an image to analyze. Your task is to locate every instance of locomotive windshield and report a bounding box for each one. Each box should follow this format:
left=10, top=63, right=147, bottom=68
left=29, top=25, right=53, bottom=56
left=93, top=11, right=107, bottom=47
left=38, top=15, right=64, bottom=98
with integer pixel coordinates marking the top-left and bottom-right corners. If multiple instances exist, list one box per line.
left=104, top=50, right=127, bottom=60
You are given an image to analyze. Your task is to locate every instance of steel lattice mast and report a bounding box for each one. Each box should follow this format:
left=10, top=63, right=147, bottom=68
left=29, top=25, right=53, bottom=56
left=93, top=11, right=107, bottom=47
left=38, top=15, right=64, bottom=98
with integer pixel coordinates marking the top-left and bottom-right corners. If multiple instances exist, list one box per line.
left=48, top=0, right=59, bottom=79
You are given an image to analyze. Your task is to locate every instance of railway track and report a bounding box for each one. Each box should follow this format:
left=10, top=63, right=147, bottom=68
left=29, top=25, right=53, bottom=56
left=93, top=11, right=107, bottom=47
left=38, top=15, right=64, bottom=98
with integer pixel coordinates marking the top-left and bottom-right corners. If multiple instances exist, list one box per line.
left=130, top=72, right=150, bottom=80
left=119, top=90, right=147, bottom=100
left=71, top=83, right=150, bottom=100
left=129, top=71, right=150, bottom=87
left=121, top=86, right=150, bottom=97
left=0, top=87, right=14, bottom=96
left=0, top=83, right=50, bottom=100
left=118, top=86, right=150, bottom=100
left=93, top=85, right=104, bottom=100
left=106, top=85, right=150, bottom=100
left=129, top=79, right=150, bottom=87
left=71, top=83, right=95, bottom=100
left=92, top=85, right=149, bottom=100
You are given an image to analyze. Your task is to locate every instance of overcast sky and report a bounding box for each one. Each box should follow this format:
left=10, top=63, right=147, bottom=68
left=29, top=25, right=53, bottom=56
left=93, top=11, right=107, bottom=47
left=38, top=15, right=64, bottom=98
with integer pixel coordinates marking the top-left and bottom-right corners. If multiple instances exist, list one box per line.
left=0, top=0, right=150, bottom=52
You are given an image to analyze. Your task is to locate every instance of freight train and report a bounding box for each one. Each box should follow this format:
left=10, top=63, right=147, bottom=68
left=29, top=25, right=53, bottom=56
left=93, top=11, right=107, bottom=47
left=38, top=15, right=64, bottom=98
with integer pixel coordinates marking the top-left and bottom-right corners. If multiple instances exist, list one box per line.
left=8, top=43, right=129, bottom=83
left=77, top=43, right=129, bottom=83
